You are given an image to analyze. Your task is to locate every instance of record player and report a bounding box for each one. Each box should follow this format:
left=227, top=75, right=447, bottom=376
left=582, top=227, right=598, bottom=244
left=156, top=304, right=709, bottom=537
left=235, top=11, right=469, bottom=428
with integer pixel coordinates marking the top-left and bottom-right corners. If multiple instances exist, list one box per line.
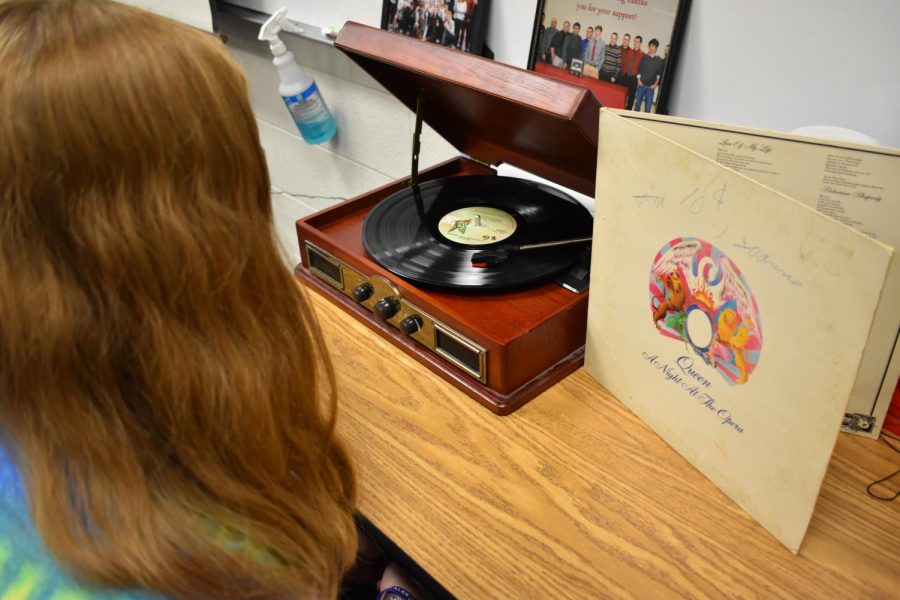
left=295, top=23, right=601, bottom=415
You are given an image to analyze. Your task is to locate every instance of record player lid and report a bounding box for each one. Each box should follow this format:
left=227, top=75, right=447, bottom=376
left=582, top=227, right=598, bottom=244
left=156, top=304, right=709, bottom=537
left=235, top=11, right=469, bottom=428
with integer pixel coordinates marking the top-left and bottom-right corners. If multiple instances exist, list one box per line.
left=335, top=23, right=601, bottom=197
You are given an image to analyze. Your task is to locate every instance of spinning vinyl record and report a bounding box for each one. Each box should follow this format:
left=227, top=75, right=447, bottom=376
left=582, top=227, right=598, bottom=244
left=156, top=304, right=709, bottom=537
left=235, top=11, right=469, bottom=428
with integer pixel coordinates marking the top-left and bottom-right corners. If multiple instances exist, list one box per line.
left=363, top=175, right=593, bottom=288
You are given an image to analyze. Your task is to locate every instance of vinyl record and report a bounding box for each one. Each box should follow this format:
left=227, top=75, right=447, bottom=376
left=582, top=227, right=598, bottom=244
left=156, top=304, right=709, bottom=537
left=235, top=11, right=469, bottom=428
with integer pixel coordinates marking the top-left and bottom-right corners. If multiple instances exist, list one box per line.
left=363, top=175, right=593, bottom=288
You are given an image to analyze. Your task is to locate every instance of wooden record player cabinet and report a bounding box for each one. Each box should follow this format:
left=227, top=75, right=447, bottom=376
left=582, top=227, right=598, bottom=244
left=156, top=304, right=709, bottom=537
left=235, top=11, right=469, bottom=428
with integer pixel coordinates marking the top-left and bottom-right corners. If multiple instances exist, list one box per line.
left=295, top=23, right=601, bottom=415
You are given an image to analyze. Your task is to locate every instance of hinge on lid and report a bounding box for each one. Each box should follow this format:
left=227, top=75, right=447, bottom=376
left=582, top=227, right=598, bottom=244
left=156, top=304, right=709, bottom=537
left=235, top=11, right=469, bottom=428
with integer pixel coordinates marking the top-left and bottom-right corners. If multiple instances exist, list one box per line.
left=409, top=89, right=424, bottom=187
left=409, top=89, right=494, bottom=183
left=467, top=156, right=493, bottom=169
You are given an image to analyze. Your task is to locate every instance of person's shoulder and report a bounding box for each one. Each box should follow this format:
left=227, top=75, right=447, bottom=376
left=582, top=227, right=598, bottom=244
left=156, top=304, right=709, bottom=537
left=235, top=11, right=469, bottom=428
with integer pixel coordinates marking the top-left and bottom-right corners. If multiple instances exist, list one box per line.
left=0, top=448, right=165, bottom=600
left=0, top=446, right=25, bottom=510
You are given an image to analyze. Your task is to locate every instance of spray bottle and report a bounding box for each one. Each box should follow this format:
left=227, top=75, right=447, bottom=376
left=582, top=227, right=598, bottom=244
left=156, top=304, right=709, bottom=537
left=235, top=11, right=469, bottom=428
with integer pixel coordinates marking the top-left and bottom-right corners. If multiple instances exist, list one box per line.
left=259, top=7, right=337, bottom=144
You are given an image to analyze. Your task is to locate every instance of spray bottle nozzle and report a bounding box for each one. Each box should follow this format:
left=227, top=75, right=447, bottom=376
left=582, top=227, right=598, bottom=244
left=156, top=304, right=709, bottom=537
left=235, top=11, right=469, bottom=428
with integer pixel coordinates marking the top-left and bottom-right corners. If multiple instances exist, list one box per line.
left=258, top=6, right=303, bottom=56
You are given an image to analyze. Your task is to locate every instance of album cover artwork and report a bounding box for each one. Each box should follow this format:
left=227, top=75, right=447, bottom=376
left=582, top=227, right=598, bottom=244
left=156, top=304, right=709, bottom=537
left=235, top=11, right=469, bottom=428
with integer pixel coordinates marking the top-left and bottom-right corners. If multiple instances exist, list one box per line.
left=381, top=0, right=491, bottom=55
left=649, top=237, right=763, bottom=387
left=585, top=109, right=897, bottom=552
left=627, top=112, right=900, bottom=440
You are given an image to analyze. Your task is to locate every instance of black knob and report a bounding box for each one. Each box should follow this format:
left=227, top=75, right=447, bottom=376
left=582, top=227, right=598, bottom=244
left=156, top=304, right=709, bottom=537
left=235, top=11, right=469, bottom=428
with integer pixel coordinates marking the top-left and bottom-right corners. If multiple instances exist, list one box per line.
left=399, top=315, right=423, bottom=336
left=351, top=282, right=374, bottom=303
left=373, top=297, right=400, bottom=321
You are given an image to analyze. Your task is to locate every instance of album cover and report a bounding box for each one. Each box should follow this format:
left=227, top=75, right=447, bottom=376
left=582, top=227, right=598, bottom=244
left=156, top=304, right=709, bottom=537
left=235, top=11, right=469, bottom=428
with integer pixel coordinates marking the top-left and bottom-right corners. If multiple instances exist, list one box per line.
left=624, top=112, right=900, bottom=440
left=585, top=109, right=897, bottom=552
left=381, top=0, right=490, bottom=55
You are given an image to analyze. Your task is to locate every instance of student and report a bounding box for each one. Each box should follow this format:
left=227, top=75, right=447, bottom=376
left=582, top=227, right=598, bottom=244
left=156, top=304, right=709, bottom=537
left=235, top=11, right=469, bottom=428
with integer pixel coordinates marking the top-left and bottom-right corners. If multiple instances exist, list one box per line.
left=582, top=25, right=606, bottom=79
left=539, top=14, right=558, bottom=63
left=634, top=38, right=665, bottom=112
left=620, top=34, right=644, bottom=109
left=579, top=26, right=594, bottom=61
left=549, top=20, right=571, bottom=67
left=0, top=1, right=414, bottom=598
left=563, top=22, right=583, bottom=68
left=441, top=6, right=457, bottom=48
left=599, top=31, right=622, bottom=83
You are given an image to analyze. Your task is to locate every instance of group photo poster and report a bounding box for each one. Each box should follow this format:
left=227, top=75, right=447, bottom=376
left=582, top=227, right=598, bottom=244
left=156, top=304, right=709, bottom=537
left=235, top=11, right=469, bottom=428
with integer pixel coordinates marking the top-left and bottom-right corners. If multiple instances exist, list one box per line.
left=531, top=0, right=689, bottom=114
left=381, top=0, right=491, bottom=55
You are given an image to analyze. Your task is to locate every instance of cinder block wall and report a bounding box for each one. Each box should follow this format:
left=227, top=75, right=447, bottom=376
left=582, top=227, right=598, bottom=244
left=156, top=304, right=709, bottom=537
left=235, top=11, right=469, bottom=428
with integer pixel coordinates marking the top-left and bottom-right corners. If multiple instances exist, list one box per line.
left=218, top=14, right=457, bottom=267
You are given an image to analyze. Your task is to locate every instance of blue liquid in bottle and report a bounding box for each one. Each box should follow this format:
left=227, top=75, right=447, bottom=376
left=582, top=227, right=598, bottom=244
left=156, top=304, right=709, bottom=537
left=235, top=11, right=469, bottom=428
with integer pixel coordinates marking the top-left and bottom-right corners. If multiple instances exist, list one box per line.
left=284, top=82, right=337, bottom=144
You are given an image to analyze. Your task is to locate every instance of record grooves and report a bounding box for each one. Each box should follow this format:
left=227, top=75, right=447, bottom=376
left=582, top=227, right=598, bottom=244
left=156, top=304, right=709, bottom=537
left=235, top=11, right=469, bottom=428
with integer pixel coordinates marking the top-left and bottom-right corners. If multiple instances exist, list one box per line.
left=363, top=176, right=593, bottom=289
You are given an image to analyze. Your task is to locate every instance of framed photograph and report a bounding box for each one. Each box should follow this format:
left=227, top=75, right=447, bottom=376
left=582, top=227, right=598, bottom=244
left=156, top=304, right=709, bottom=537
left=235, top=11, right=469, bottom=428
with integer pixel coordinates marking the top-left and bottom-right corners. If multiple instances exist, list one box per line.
left=569, top=58, right=584, bottom=76
left=381, top=0, right=491, bottom=55
left=530, top=0, right=690, bottom=114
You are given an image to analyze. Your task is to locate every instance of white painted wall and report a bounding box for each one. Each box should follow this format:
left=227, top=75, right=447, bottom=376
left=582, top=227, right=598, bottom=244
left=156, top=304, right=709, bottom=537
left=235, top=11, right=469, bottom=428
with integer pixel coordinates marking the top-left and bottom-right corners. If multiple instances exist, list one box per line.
left=228, top=0, right=541, bottom=67
left=230, top=0, right=381, bottom=31
left=667, top=0, right=900, bottom=147
left=218, top=13, right=457, bottom=267
left=121, top=0, right=213, bottom=31
left=482, top=0, right=540, bottom=68
left=228, top=0, right=900, bottom=147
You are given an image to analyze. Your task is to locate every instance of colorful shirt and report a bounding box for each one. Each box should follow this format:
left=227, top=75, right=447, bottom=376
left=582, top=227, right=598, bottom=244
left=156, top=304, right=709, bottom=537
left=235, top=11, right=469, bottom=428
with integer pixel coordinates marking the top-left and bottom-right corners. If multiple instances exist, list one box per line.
left=0, top=447, right=164, bottom=600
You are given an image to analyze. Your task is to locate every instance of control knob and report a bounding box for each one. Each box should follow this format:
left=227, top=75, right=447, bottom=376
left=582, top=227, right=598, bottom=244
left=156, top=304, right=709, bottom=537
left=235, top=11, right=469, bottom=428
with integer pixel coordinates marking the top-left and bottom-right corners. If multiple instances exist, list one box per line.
left=399, top=315, right=423, bottom=336
left=351, top=282, right=374, bottom=303
left=373, top=297, right=400, bottom=321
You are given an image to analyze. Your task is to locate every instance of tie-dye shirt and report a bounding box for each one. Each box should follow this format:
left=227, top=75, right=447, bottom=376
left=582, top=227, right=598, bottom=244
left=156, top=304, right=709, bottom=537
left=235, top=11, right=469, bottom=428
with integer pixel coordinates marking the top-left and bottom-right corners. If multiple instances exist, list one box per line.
left=0, top=446, right=164, bottom=600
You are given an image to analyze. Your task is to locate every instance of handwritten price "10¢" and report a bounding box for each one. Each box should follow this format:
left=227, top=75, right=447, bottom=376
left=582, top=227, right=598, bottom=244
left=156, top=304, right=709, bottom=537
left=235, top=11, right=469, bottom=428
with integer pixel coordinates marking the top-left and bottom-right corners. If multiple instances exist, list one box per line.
left=631, top=183, right=728, bottom=216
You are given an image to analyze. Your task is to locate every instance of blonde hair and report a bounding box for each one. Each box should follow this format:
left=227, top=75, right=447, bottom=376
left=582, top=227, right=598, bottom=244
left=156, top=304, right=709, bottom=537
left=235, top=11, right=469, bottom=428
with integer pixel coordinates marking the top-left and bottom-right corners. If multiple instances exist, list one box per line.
left=0, top=1, right=357, bottom=597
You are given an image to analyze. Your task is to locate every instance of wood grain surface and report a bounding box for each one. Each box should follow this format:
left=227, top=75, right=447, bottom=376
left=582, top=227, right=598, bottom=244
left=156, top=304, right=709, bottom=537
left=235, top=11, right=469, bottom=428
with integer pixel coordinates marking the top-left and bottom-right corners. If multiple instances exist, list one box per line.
left=334, top=22, right=602, bottom=197
left=305, top=288, right=900, bottom=599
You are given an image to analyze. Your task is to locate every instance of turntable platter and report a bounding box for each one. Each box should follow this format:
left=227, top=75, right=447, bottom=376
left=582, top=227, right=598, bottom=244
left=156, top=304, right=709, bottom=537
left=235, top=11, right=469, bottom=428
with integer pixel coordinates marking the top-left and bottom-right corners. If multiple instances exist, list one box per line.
left=363, top=175, right=593, bottom=289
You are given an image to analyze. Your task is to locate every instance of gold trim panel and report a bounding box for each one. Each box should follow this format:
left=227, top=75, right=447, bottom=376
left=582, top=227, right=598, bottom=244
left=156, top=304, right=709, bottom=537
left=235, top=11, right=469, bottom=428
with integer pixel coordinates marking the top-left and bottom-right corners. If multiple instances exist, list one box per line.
left=302, top=241, right=487, bottom=384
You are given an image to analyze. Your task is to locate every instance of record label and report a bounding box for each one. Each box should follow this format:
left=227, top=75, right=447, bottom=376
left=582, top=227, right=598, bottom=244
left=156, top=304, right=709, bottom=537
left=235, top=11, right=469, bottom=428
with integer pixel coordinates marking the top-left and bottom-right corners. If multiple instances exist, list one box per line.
left=437, top=206, right=517, bottom=246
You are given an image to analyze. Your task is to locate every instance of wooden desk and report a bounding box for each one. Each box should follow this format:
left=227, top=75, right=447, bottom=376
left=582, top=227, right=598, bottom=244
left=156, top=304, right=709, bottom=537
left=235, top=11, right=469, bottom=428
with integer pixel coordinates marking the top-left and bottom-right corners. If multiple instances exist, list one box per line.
left=308, top=291, right=900, bottom=598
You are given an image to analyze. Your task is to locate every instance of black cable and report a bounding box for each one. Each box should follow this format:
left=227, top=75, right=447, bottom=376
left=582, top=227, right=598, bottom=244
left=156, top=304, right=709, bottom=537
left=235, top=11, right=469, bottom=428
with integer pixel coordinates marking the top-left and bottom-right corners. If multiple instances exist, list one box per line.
left=866, top=470, right=899, bottom=501
left=882, top=434, right=900, bottom=454
left=866, top=433, right=900, bottom=502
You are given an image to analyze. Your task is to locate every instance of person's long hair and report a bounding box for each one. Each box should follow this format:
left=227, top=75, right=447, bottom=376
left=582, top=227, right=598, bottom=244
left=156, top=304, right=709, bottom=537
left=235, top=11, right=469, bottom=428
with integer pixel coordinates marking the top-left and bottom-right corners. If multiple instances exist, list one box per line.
left=0, top=1, right=357, bottom=597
